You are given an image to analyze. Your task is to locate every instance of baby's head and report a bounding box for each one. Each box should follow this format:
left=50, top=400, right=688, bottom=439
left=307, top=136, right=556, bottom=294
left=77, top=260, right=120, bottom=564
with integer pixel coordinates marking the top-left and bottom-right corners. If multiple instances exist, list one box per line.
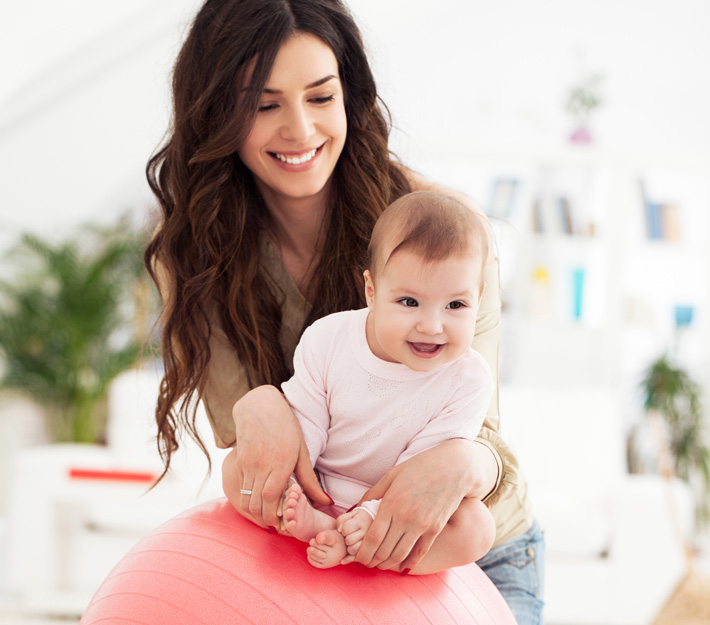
left=363, top=191, right=489, bottom=371
left=366, top=191, right=488, bottom=280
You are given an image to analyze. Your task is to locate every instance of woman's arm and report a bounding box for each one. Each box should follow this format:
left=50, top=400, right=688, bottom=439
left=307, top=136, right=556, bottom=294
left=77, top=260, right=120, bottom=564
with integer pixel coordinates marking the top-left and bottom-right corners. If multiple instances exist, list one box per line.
left=222, top=385, right=330, bottom=529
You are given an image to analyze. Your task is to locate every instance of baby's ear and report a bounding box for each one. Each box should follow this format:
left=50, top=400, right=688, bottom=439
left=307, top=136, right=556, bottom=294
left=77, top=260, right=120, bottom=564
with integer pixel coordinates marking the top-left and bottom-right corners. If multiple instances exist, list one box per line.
left=363, top=270, right=375, bottom=309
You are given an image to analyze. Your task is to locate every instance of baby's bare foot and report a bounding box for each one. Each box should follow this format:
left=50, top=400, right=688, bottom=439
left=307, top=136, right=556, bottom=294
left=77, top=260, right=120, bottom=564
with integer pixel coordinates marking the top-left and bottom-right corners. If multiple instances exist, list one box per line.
left=283, top=482, right=336, bottom=542
left=307, top=529, right=348, bottom=569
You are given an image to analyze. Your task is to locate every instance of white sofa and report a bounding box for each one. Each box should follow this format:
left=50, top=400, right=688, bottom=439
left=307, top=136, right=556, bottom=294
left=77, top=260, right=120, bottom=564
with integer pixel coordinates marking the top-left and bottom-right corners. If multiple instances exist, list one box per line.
left=500, top=384, right=693, bottom=625
left=4, top=368, right=229, bottom=616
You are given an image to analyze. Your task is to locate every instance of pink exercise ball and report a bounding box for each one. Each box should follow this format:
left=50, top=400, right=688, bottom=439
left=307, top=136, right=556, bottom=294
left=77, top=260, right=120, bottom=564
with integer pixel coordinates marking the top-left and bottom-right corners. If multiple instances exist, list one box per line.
left=81, top=498, right=515, bottom=624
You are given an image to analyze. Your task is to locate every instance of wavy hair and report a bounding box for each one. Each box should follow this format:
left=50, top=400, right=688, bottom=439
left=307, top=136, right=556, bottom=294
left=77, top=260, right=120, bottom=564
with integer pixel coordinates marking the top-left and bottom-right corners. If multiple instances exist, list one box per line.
left=144, top=0, right=411, bottom=476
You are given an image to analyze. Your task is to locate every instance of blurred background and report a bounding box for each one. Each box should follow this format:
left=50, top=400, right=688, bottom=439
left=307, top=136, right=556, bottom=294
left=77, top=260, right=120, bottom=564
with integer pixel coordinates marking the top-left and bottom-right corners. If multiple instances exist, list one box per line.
left=1, top=1, right=709, bottom=623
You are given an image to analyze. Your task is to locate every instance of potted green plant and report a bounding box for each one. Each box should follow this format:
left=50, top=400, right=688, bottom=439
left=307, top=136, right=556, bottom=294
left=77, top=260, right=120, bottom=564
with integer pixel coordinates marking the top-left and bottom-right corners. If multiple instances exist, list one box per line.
left=566, top=72, right=603, bottom=144
left=642, top=354, right=710, bottom=530
left=0, top=218, right=153, bottom=443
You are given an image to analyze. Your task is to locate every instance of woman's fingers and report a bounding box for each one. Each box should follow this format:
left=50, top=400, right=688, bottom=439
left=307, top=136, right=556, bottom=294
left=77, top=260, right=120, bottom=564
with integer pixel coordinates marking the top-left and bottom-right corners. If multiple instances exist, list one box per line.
left=260, top=469, right=293, bottom=526
left=355, top=512, right=393, bottom=566
left=355, top=506, right=444, bottom=571
left=222, top=448, right=260, bottom=526
left=383, top=529, right=438, bottom=572
left=226, top=385, right=306, bottom=527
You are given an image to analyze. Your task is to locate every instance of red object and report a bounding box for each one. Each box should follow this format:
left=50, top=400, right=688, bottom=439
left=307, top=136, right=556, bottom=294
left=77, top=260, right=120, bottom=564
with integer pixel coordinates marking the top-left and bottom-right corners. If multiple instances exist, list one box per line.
left=81, top=498, right=517, bottom=625
left=68, top=467, right=157, bottom=483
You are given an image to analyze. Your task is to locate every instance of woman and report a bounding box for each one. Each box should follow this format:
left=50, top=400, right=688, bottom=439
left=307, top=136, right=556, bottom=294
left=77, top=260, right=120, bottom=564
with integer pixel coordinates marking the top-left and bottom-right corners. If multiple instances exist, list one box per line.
left=144, top=0, right=543, bottom=622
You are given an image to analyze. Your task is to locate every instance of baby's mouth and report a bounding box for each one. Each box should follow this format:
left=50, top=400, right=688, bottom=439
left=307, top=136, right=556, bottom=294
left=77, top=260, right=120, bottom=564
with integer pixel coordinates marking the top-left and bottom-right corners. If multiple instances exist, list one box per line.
left=408, top=342, right=444, bottom=357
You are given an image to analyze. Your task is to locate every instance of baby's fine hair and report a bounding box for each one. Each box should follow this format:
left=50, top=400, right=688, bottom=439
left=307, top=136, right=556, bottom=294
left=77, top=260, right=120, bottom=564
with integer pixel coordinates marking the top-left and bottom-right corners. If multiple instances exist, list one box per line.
left=367, top=191, right=489, bottom=278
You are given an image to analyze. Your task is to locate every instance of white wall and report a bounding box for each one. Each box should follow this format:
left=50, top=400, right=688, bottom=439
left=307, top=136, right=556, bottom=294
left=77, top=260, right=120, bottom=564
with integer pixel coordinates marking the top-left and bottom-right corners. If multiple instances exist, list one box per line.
left=0, top=0, right=202, bottom=252
left=1, top=0, right=708, bottom=253
left=353, top=0, right=710, bottom=160
left=1, top=0, right=709, bottom=402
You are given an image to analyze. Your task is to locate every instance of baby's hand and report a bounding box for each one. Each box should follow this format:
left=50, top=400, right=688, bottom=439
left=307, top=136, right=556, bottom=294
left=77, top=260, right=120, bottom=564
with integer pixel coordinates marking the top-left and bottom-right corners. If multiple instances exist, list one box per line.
left=336, top=509, right=373, bottom=564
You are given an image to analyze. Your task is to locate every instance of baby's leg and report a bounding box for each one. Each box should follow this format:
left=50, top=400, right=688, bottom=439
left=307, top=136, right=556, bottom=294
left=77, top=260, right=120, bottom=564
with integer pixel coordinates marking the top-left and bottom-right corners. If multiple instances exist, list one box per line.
left=406, top=498, right=495, bottom=575
left=282, top=481, right=337, bottom=541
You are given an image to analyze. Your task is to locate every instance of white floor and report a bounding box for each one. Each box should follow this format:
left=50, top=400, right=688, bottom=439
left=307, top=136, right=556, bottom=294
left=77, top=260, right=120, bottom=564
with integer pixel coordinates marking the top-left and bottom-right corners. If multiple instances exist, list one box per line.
left=0, top=617, right=79, bottom=625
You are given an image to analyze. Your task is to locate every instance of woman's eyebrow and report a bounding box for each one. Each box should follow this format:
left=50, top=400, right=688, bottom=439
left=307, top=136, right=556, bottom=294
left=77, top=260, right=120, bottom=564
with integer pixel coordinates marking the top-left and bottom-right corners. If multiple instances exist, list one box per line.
left=263, top=74, right=338, bottom=94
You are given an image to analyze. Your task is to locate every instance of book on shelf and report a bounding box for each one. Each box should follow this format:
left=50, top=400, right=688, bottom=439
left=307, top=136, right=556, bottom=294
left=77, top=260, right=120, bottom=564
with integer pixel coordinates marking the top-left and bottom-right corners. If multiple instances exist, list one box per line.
left=488, top=178, right=520, bottom=220
left=531, top=194, right=574, bottom=235
left=558, top=196, right=573, bottom=234
left=639, top=179, right=681, bottom=241
left=660, top=203, right=680, bottom=241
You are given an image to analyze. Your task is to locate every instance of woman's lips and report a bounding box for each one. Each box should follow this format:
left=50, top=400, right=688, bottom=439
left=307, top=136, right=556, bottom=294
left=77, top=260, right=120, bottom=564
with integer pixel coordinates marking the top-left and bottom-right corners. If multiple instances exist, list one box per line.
left=268, top=144, right=324, bottom=167
left=408, top=342, right=444, bottom=358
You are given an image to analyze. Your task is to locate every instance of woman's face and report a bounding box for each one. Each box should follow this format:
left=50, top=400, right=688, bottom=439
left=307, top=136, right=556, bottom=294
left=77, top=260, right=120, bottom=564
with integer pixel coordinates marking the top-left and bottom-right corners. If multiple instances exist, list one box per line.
left=238, top=33, right=347, bottom=210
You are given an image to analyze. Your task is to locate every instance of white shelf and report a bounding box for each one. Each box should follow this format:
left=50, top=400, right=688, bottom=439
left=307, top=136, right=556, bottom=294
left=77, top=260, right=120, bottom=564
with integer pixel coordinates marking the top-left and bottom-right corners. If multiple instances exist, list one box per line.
left=415, top=146, right=710, bottom=402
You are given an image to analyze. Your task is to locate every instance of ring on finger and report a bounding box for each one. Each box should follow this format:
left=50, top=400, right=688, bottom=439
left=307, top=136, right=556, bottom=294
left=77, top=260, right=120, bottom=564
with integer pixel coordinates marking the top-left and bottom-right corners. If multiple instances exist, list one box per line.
left=240, top=489, right=253, bottom=496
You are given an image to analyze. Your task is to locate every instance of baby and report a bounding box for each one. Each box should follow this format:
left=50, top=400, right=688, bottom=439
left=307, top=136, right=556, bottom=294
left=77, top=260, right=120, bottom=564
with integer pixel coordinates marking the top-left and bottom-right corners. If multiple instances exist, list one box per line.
left=280, top=190, right=496, bottom=574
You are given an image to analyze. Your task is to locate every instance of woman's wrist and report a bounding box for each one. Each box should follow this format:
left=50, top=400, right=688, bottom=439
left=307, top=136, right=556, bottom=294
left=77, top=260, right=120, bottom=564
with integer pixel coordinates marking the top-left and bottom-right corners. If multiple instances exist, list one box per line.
left=232, top=384, right=282, bottom=430
left=463, top=439, right=500, bottom=501
left=447, top=438, right=500, bottom=500
left=430, top=438, right=499, bottom=501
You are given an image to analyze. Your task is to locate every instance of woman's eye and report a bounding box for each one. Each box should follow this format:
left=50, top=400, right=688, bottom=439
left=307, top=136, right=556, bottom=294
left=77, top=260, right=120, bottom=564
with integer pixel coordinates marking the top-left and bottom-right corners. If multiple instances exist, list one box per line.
left=258, top=103, right=278, bottom=112
left=311, top=95, right=335, bottom=105
left=399, top=298, right=418, bottom=307
left=447, top=300, right=465, bottom=310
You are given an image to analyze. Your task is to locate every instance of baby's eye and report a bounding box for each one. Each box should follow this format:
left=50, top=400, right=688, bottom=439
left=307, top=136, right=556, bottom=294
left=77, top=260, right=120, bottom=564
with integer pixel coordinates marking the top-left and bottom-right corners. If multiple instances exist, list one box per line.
left=398, top=297, right=418, bottom=307
left=446, top=300, right=466, bottom=310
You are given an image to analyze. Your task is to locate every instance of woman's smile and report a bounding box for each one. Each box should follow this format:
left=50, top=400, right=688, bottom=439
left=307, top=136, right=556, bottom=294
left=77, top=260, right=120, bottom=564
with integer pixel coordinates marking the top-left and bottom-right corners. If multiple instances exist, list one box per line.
left=268, top=144, right=324, bottom=167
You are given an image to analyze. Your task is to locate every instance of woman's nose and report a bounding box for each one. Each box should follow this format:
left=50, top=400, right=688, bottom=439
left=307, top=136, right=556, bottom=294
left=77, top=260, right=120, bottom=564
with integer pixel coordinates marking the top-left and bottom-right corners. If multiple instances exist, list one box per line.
left=280, top=104, right=314, bottom=142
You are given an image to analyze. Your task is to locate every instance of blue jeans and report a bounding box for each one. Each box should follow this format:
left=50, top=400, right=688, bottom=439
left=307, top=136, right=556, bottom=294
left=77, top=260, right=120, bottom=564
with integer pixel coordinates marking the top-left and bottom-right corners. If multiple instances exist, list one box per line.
left=476, top=519, right=545, bottom=625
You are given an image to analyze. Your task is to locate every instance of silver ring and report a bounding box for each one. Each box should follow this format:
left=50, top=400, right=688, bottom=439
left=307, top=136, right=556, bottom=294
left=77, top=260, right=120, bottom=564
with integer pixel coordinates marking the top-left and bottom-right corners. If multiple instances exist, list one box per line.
left=240, top=489, right=252, bottom=496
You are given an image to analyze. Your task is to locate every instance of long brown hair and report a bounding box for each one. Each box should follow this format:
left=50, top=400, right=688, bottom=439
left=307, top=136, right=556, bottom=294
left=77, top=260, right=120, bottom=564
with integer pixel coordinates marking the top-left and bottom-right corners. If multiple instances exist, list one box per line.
left=144, top=0, right=411, bottom=475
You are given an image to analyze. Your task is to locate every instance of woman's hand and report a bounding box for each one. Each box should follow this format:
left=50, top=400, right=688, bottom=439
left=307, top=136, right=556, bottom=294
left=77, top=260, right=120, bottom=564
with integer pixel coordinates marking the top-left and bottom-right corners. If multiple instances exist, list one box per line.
left=222, top=385, right=330, bottom=529
left=354, top=439, right=498, bottom=572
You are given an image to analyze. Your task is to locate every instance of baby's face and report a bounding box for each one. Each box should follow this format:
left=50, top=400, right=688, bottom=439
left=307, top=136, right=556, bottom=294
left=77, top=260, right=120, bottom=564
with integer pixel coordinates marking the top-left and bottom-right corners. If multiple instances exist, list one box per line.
left=364, top=249, right=484, bottom=372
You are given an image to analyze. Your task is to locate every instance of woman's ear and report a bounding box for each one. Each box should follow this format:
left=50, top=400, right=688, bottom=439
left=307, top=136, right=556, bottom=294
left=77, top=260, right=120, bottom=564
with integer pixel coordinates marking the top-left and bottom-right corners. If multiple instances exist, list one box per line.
left=364, top=270, right=375, bottom=309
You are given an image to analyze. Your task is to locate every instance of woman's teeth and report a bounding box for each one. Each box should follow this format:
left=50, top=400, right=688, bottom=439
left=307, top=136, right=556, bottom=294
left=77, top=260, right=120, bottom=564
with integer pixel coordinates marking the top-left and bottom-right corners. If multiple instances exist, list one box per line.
left=273, top=148, right=318, bottom=165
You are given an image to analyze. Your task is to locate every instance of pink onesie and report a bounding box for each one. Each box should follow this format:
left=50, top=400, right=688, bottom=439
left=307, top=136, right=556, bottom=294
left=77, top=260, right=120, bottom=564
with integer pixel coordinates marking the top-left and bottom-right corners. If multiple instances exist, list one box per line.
left=282, top=308, right=494, bottom=516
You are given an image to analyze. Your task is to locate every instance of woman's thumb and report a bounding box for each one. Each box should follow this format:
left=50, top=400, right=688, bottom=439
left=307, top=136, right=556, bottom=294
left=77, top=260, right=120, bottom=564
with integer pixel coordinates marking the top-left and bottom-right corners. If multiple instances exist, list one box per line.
left=356, top=469, right=395, bottom=506
left=294, top=442, right=331, bottom=506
